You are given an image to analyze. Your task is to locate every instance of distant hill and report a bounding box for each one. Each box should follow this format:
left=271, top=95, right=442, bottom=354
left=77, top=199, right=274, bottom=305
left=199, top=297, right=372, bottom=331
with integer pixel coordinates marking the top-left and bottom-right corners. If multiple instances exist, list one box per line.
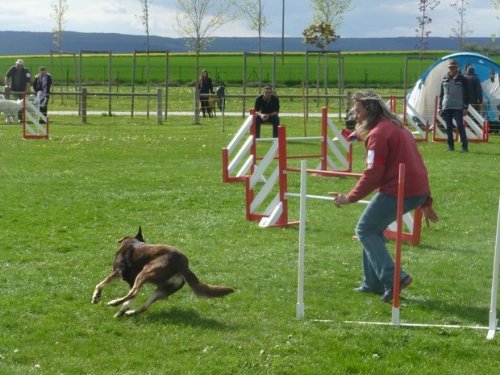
left=0, top=30, right=498, bottom=55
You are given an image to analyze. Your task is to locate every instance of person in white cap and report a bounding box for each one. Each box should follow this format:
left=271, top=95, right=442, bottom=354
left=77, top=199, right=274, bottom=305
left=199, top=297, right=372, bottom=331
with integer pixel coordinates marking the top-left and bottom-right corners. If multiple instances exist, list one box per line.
left=4, top=58, right=31, bottom=122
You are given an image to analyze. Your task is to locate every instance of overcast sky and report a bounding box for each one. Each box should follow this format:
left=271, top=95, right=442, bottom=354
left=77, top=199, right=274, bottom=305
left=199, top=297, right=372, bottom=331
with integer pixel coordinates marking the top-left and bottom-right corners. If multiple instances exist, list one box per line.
left=1, top=0, right=498, bottom=39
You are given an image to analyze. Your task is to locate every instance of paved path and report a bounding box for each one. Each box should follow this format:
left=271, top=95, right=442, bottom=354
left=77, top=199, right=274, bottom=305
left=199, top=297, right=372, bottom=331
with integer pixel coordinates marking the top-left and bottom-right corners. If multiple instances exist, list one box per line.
left=49, top=111, right=335, bottom=118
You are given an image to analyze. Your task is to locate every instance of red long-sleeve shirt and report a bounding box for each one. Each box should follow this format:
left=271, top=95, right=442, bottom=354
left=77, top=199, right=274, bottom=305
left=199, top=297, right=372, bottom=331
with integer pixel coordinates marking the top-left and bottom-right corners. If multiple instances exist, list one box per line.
left=347, top=118, right=430, bottom=203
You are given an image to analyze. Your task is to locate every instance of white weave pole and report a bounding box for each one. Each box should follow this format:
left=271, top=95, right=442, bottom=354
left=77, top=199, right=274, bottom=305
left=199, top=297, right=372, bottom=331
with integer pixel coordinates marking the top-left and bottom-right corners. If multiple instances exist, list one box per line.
left=487, top=197, right=500, bottom=340
left=296, top=160, right=307, bottom=319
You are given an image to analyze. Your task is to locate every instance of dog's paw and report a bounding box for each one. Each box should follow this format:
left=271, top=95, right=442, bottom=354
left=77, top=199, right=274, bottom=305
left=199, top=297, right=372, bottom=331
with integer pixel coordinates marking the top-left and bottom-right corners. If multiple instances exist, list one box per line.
left=114, top=307, right=131, bottom=318
left=91, top=293, right=101, bottom=304
left=107, top=299, right=122, bottom=307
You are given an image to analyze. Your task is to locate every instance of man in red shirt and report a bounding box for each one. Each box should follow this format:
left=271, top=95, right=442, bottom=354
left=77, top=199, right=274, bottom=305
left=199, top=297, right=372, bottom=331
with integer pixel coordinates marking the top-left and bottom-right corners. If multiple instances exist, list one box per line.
left=333, top=91, right=438, bottom=303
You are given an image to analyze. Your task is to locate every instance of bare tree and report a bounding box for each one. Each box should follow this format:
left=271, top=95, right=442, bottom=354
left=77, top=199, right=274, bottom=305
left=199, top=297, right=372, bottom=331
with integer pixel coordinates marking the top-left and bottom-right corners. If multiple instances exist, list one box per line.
left=415, top=0, right=440, bottom=60
left=230, top=0, right=269, bottom=55
left=303, top=0, right=350, bottom=104
left=311, top=0, right=351, bottom=29
left=138, top=0, right=152, bottom=53
left=450, top=0, right=472, bottom=51
left=176, top=0, right=238, bottom=124
left=492, top=0, right=500, bottom=42
left=230, top=0, right=269, bottom=87
left=51, top=0, right=68, bottom=104
left=281, top=0, right=285, bottom=64
left=51, top=0, right=68, bottom=53
left=138, top=0, right=153, bottom=117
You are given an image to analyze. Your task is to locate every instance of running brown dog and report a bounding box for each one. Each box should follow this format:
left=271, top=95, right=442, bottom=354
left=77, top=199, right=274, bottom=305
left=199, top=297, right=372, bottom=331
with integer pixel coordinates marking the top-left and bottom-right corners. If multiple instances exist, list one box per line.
left=92, top=227, right=234, bottom=317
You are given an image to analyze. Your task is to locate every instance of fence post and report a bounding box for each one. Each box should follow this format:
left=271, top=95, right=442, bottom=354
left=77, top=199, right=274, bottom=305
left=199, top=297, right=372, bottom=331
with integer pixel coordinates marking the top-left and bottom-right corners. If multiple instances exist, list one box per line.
left=81, top=88, right=87, bottom=123
left=157, top=89, right=163, bottom=125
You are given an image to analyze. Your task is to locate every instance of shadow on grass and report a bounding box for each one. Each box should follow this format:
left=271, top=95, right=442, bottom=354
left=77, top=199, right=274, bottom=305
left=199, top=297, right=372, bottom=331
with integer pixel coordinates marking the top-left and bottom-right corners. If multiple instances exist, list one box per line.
left=140, top=306, right=239, bottom=330
left=404, top=296, right=489, bottom=326
left=415, top=244, right=478, bottom=254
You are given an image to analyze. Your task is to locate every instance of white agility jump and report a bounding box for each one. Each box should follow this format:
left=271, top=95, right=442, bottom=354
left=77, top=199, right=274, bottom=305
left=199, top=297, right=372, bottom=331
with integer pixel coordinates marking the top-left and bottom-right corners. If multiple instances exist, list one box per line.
left=221, top=107, right=424, bottom=245
left=429, top=96, right=489, bottom=143
left=222, top=107, right=352, bottom=183
left=392, top=96, right=429, bottom=142
left=290, top=160, right=407, bottom=322
left=392, top=95, right=489, bottom=143
left=291, top=160, right=500, bottom=340
left=247, top=125, right=423, bottom=245
left=22, top=95, right=49, bottom=140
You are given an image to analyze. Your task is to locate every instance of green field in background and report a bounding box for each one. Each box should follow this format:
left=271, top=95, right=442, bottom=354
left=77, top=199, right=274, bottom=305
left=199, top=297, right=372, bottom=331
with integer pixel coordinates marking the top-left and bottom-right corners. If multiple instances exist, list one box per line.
left=3, top=51, right=496, bottom=88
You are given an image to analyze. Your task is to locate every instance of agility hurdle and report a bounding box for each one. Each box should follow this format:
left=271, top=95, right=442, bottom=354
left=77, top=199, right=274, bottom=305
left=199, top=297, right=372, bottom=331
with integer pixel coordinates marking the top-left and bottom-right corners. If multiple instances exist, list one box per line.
left=222, top=107, right=424, bottom=244
left=401, top=98, right=429, bottom=142
left=221, top=107, right=352, bottom=184
left=22, top=96, right=49, bottom=140
left=431, top=96, right=489, bottom=143
left=346, top=196, right=500, bottom=340
left=291, top=160, right=407, bottom=321
left=253, top=126, right=423, bottom=245
left=247, top=125, right=358, bottom=228
left=487, top=197, right=500, bottom=340
left=291, top=161, right=500, bottom=340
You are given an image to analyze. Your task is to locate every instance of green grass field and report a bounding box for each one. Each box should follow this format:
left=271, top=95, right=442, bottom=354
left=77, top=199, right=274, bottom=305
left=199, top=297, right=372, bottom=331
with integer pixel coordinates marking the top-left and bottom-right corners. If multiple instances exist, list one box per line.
left=4, top=51, right=497, bottom=87
left=1, top=114, right=500, bottom=374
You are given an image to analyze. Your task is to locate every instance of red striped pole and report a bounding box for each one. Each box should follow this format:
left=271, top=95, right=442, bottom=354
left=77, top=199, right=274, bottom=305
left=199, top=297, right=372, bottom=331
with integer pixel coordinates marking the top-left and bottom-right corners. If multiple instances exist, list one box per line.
left=250, top=108, right=257, bottom=175
left=277, top=125, right=288, bottom=225
left=320, top=107, right=328, bottom=171
left=222, top=148, right=229, bottom=182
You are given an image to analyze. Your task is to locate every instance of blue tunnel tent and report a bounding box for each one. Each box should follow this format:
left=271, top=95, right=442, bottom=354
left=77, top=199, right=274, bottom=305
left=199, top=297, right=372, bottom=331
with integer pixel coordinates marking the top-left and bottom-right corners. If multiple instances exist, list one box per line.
left=407, top=52, right=500, bottom=127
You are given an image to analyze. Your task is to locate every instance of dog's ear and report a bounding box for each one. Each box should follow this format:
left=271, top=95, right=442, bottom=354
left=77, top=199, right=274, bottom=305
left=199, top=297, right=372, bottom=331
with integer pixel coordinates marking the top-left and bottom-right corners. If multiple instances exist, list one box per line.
left=135, top=226, right=145, bottom=242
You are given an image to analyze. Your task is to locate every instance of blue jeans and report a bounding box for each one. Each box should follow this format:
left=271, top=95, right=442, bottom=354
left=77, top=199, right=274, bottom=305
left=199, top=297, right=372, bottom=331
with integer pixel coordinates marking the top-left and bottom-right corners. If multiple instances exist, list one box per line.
left=443, top=109, right=468, bottom=150
left=355, top=192, right=428, bottom=293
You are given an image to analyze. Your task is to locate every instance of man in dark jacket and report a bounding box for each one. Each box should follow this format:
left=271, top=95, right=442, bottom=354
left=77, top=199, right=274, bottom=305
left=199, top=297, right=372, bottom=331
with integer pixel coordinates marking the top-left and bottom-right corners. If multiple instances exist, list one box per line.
left=4, top=58, right=31, bottom=122
left=464, top=66, right=483, bottom=113
left=32, top=66, right=53, bottom=123
left=438, top=59, right=469, bottom=153
left=254, top=86, right=280, bottom=138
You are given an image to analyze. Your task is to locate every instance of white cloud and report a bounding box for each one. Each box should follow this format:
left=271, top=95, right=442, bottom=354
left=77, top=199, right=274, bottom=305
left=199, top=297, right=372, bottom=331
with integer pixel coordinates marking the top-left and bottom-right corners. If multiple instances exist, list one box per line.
left=0, top=0, right=496, bottom=38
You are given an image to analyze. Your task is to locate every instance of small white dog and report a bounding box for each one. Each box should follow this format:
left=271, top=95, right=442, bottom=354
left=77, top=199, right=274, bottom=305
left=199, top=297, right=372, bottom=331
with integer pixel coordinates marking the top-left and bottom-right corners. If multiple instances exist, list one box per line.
left=0, top=98, right=23, bottom=124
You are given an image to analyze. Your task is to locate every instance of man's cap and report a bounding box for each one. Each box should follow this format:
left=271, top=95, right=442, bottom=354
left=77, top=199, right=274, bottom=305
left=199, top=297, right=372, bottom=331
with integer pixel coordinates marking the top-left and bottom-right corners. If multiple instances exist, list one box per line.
left=448, top=60, right=458, bottom=67
left=39, top=66, right=46, bottom=71
left=16, top=59, right=24, bottom=65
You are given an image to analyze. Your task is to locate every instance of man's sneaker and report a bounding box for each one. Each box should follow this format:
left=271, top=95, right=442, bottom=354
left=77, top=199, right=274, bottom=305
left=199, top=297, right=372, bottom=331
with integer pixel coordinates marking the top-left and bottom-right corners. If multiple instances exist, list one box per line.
left=460, top=148, right=469, bottom=153
left=447, top=147, right=455, bottom=151
left=380, top=276, right=413, bottom=303
left=354, top=285, right=383, bottom=294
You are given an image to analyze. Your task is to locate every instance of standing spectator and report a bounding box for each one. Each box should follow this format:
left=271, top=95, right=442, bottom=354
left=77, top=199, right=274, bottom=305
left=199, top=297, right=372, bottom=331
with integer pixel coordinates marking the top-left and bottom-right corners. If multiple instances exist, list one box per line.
left=438, top=59, right=469, bottom=153
left=332, top=90, right=438, bottom=303
left=4, top=58, right=31, bottom=122
left=198, top=69, right=214, bottom=118
left=254, top=85, right=280, bottom=138
left=464, top=66, right=483, bottom=113
left=32, top=66, right=52, bottom=123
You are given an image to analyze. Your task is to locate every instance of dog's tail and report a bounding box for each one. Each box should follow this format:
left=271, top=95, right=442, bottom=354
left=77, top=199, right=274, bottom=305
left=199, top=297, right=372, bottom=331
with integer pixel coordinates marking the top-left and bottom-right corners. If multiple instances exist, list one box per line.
left=183, top=269, right=234, bottom=298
